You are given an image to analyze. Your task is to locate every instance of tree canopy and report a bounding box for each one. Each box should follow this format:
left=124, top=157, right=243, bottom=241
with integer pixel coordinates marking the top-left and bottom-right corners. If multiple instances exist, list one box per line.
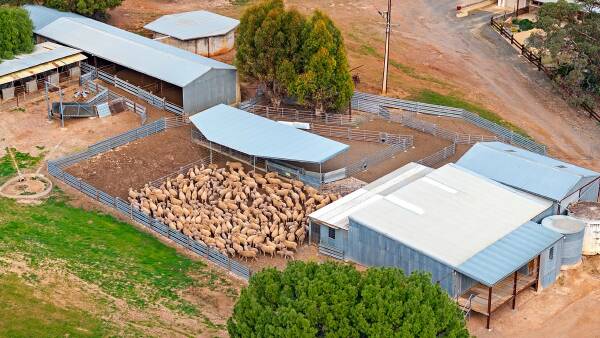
left=528, top=0, right=600, bottom=108
left=0, top=6, right=34, bottom=60
left=43, top=0, right=122, bottom=17
left=235, top=1, right=354, bottom=112
left=290, top=11, right=354, bottom=113
left=227, top=261, right=469, bottom=338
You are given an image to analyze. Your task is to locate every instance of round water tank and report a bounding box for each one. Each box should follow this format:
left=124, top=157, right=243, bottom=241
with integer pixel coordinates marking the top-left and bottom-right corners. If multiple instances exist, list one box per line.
left=568, top=202, right=600, bottom=255
left=542, top=215, right=585, bottom=269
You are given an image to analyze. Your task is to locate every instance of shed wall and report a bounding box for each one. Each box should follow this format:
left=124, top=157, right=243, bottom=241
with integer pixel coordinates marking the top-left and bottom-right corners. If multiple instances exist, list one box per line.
left=539, top=238, right=563, bottom=289
left=182, top=68, right=237, bottom=114
left=579, top=180, right=600, bottom=202
left=153, top=31, right=235, bottom=57
left=319, top=224, right=347, bottom=252
left=346, top=219, right=456, bottom=295
left=531, top=205, right=556, bottom=223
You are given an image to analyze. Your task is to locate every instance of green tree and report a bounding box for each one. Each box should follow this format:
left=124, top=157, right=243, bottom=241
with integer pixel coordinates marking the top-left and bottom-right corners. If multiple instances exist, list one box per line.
left=291, top=11, right=354, bottom=113
left=0, top=6, right=34, bottom=60
left=43, top=0, right=122, bottom=17
left=227, top=261, right=469, bottom=338
left=235, top=0, right=305, bottom=106
left=528, top=0, right=600, bottom=108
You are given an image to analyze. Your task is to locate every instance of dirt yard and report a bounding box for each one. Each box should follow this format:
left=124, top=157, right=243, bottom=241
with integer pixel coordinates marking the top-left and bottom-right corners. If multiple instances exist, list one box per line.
left=65, top=125, right=210, bottom=199
left=0, top=80, right=169, bottom=161
left=468, top=255, right=600, bottom=337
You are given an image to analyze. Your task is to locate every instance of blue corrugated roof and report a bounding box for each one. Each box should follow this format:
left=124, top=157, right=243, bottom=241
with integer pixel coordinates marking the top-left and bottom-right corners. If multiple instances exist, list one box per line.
left=26, top=5, right=235, bottom=87
left=0, top=42, right=82, bottom=77
left=144, top=11, right=239, bottom=40
left=457, top=221, right=562, bottom=286
left=457, top=142, right=599, bottom=201
left=24, top=4, right=83, bottom=30
left=190, top=104, right=349, bottom=163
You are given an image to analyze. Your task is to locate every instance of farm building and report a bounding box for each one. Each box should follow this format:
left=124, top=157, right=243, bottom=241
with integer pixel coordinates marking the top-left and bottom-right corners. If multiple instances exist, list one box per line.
left=309, top=162, right=565, bottom=328
left=0, top=42, right=85, bottom=100
left=457, top=142, right=600, bottom=214
left=189, top=104, right=349, bottom=179
left=144, top=11, right=239, bottom=57
left=25, top=5, right=239, bottom=114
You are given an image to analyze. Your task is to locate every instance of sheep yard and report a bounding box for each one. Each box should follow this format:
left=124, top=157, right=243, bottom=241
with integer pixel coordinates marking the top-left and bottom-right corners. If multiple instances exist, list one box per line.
left=61, top=104, right=500, bottom=273
left=64, top=124, right=341, bottom=268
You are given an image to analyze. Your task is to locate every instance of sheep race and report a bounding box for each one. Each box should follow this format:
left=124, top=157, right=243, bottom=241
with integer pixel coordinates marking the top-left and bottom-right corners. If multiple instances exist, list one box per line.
left=128, top=161, right=339, bottom=261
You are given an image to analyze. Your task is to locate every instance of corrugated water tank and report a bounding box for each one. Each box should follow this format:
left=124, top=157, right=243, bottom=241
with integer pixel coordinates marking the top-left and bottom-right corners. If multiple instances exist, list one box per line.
left=568, top=202, right=600, bottom=255
left=542, top=215, right=585, bottom=269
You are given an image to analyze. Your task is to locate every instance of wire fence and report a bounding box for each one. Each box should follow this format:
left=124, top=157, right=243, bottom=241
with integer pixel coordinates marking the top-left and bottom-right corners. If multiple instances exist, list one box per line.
left=47, top=118, right=253, bottom=280
left=352, top=91, right=547, bottom=154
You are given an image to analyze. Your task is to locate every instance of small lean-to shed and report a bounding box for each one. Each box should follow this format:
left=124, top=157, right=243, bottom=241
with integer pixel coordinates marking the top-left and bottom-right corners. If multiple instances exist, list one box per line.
left=457, top=142, right=600, bottom=214
left=310, top=163, right=563, bottom=329
left=144, top=11, right=239, bottom=57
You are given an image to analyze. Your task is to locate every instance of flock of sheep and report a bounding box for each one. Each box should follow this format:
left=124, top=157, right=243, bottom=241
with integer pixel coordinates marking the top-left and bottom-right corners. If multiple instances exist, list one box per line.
left=128, top=162, right=339, bottom=260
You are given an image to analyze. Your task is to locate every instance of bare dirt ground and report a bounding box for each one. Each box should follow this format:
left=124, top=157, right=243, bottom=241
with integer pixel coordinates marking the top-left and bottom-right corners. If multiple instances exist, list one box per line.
left=0, top=80, right=168, bottom=160
left=65, top=125, right=210, bottom=199
left=468, top=255, right=600, bottom=338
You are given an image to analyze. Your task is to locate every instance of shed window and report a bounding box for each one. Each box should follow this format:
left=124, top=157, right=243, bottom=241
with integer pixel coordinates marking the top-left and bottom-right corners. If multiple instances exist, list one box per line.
left=328, top=227, right=336, bottom=239
left=549, top=247, right=554, bottom=260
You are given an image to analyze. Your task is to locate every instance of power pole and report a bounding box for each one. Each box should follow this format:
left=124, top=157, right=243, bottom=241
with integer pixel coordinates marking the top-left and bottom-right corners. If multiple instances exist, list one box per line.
left=381, top=0, right=392, bottom=94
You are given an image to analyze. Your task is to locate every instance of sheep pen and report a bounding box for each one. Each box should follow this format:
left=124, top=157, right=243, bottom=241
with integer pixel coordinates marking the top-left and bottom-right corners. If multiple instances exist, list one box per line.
left=128, top=161, right=340, bottom=261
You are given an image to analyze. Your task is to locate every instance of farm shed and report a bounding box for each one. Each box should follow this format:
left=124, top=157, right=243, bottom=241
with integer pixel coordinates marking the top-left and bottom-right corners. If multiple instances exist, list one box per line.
left=0, top=42, right=85, bottom=100
left=310, top=162, right=563, bottom=329
left=189, top=104, right=349, bottom=170
left=144, top=11, right=239, bottom=57
left=457, top=142, right=600, bottom=214
left=26, top=5, right=239, bottom=114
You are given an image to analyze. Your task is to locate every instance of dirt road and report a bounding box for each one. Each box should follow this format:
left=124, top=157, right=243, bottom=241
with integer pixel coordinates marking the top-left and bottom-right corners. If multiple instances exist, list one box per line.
left=392, top=1, right=600, bottom=167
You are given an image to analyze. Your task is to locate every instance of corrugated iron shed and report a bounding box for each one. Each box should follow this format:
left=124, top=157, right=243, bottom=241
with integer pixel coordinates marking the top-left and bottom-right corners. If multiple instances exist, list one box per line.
left=190, top=104, right=349, bottom=163
left=0, top=42, right=85, bottom=84
left=457, top=221, right=562, bottom=286
left=144, top=11, right=240, bottom=40
left=457, top=142, right=600, bottom=201
left=32, top=15, right=235, bottom=87
left=347, top=164, right=553, bottom=267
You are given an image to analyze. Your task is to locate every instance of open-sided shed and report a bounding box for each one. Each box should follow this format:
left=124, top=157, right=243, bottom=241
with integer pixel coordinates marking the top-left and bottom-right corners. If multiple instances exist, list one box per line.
left=26, top=5, right=238, bottom=114
left=144, top=11, right=239, bottom=57
left=189, top=104, right=349, bottom=170
left=310, top=162, right=563, bottom=329
left=457, top=142, right=600, bottom=213
left=0, top=42, right=85, bottom=100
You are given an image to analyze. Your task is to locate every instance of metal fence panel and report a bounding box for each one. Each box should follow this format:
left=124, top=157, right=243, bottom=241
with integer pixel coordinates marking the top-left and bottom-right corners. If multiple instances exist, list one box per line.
left=353, top=92, right=546, bottom=154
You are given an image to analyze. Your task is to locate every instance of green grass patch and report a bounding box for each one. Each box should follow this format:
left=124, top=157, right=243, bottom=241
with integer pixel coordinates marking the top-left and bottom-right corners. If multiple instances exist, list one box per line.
left=0, top=148, right=45, bottom=184
left=0, top=273, right=106, bottom=338
left=409, top=89, right=531, bottom=138
left=0, top=193, right=216, bottom=313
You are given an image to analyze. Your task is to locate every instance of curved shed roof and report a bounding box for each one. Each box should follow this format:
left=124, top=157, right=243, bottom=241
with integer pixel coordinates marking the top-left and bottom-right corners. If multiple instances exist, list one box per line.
left=190, top=104, right=349, bottom=163
left=144, top=11, right=240, bottom=40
